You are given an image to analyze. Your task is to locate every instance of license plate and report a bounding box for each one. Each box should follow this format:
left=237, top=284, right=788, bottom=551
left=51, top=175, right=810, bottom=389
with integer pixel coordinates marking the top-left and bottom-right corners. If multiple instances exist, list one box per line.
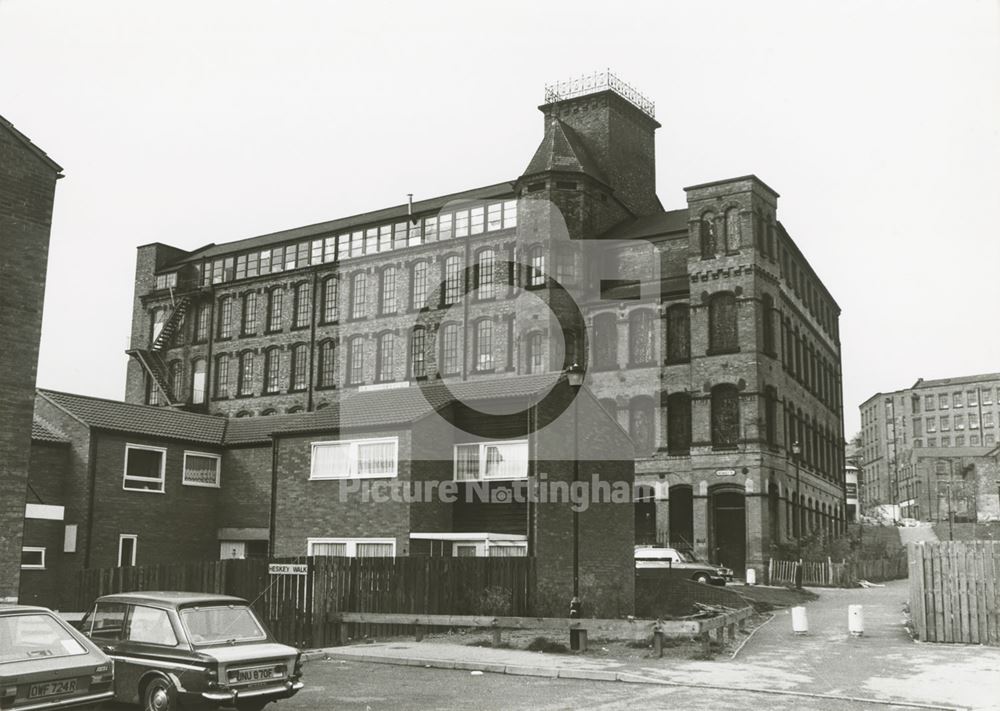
left=29, top=679, right=78, bottom=699
left=235, top=666, right=280, bottom=683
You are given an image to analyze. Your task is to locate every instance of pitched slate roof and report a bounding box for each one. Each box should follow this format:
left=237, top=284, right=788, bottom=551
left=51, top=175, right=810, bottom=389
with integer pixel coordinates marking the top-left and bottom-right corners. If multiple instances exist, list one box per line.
left=600, top=209, right=689, bottom=241
left=31, top=417, right=69, bottom=444
left=912, top=373, right=1000, bottom=390
left=522, top=119, right=609, bottom=185
left=0, top=114, right=64, bottom=174
left=37, top=389, right=227, bottom=445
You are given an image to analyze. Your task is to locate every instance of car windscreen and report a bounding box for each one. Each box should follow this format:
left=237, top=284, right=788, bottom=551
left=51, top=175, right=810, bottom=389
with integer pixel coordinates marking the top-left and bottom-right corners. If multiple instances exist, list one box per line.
left=0, top=613, right=87, bottom=664
left=179, top=605, right=267, bottom=645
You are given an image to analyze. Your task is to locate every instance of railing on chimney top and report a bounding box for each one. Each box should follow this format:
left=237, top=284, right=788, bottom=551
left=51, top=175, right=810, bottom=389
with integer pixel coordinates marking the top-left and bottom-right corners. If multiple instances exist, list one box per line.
left=544, top=71, right=656, bottom=119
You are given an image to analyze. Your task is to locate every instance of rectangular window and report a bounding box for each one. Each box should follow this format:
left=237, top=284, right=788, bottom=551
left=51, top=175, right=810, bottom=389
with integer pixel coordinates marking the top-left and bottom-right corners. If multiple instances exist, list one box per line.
left=286, top=245, right=298, bottom=271
left=941, top=436, right=951, bottom=447
left=194, top=305, right=210, bottom=343
left=913, top=419, right=922, bottom=437
left=291, top=346, right=308, bottom=390
left=454, top=210, right=469, bottom=238
left=350, top=231, right=364, bottom=257
left=310, top=437, right=399, bottom=479
left=183, top=451, right=221, bottom=487
left=940, top=416, right=950, bottom=431
left=393, top=222, right=408, bottom=250
left=323, top=278, right=338, bottom=323
left=925, top=395, right=935, bottom=411
left=410, top=328, right=426, bottom=378
left=348, top=338, right=364, bottom=384
left=294, top=284, right=311, bottom=328
left=242, top=293, right=257, bottom=335
left=118, top=534, right=137, bottom=567
left=268, top=290, right=283, bottom=332
left=487, top=203, right=502, bottom=231
left=238, top=353, right=254, bottom=396
left=20, top=547, right=45, bottom=569
left=381, top=268, right=397, bottom=314
left=503, top=200, right=517, bottom=228
left=215, top=356, right=229, bottom=397
left=379, top=224, right=392, bottom=252
left=365, top=228, right=378, bottom=254
left=247, top=252, right=259, bottom=278
left=454, top=440, right=528, bottom=481
left=987, top=434, right=996, bottom=445
left=351, top=273, right=367, bottom=319
left=954, top=392, right=963, bottom=408
left=218, top=299, right=233, bottom=339
left=983, top=388, right=993, bottom=405
left=927, top=437, right=936, bottom=447
left=955, top=415, right=965, bottom=430
left=411, top=262, right=428, bottom=309
left=154, top=273, right=178, bottom=291
left=443, top=257, right=461, bottom=305
left=235, top=256, right=247, bottom=280
left=408, top=220, right=422, bottom=247
left=307, top=538, right=395, bottom=557
left=470, top=206, right=484, bottom=234
left=967, top=390, right=978, bottom=407
left=123, top=445, right=166, bottom=493
left=926, top=417, right=936, bottom=433
left=955, top=435, right=965, bottom=446
left=319, top=341, right=337, bottom=387
left=477, top=250, right=495, bottom=300
left=939, top=394, right=949, bottom=409
left=529, top=249, right=545, bottom=287
left=441, top=325, right=460, bottom=376
left=985, top=412, right=995, bottom=428
left=312, top=239, right=323, bottom=265
left=438, top=213, right=453, bottom=241
left=265, top=350, right=281, bottom=393
left=423, top=216, right=438, bottom=243
left=338, top=233, right=350, bottom=261
left=971, top=434, right=980, bottom=446
left=324, top=236, right=336, bottom=263
left=475, top=320, right=493, bottom=371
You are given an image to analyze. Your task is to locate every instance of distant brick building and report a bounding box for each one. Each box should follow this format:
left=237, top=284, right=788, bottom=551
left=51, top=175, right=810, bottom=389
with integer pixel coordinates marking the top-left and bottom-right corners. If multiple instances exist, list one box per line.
left=122, top=73, right=845, bottom=576
left=0, top=115, right=62, bottom=602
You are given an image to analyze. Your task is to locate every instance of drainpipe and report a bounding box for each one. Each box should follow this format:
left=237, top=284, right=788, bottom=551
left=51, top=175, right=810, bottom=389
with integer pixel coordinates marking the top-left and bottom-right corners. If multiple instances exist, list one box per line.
left=269, top=437, right=279, bottom=556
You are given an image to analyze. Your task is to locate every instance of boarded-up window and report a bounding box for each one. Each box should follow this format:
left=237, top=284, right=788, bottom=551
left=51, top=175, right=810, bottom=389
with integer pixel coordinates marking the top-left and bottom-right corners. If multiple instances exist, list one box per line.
left=708, top=292, right=738, bottom=353
left=711, top=385, right=741, bottom=449
left=628, top=310, right=655, bottom=365
left=665, top=304, right=690, bottom=363
left=666, top=393, right=692, bottom=455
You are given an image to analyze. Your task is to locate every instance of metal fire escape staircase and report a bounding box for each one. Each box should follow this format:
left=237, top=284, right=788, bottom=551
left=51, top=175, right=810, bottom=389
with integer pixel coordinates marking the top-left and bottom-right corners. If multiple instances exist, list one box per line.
left=127, top=295, right=191, bottom=406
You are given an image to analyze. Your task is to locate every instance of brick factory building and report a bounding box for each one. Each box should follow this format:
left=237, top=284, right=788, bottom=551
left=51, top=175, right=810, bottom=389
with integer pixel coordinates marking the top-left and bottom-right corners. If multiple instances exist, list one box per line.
left=120, top=74, right=846, bottom=577
left=0, top=116, right=62, bottom=602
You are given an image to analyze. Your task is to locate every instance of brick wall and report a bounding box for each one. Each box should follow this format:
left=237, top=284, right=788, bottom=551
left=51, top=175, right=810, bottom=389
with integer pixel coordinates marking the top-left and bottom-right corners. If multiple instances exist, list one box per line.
left=19, top=441, right=71, bottom=608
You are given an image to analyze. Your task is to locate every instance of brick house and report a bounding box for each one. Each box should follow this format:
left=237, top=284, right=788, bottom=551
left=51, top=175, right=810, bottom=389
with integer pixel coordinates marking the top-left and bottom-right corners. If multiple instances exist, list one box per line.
left=0, top=115, right=62, bottom=601
left=120, top=74, right=845, bottom=576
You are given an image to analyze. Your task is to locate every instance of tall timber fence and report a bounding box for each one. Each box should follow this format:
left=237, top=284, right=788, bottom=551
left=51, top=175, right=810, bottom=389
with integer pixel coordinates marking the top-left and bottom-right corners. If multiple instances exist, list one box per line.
left=767, top=554, right=909, bottom=588
left=78, top=556, right=535, bottom=649
left=908, top=541, right=1000, bottom=645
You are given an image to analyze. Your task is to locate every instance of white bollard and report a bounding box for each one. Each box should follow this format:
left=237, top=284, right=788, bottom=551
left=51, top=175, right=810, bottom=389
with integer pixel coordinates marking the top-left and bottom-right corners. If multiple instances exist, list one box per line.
left=848, top=605, right=864, bottom=637
left=745, top=568, right=756, bottom=586
left=791, top=606, right=809, bottom=635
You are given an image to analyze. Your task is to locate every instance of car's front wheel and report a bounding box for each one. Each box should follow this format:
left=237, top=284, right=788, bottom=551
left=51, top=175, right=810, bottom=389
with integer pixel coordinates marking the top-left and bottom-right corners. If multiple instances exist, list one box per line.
left=143, top=676, right=177, bottom=711
left=693, top=573, right=711, bottom=584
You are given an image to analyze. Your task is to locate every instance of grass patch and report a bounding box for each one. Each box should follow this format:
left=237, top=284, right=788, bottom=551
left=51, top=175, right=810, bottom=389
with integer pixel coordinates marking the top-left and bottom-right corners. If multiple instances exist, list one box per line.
left=525, top=636, right=569, bottom=654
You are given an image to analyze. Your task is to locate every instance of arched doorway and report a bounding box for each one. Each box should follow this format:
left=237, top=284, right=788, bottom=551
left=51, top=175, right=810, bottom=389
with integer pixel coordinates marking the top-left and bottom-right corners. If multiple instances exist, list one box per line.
left=668, top=485, right=693, bottom=553
left=711, top=488, right=746, bottom=573
left=634, top=485, right=657, bottom=545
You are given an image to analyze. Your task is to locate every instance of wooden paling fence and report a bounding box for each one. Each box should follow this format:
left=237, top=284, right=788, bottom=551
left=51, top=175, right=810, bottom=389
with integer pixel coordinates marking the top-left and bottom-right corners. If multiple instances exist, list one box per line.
left=908, top=541, right=1000, bottom=645
left=768, top=554, right=908, bottom=588
left=77, top=556, right=535, bottom=649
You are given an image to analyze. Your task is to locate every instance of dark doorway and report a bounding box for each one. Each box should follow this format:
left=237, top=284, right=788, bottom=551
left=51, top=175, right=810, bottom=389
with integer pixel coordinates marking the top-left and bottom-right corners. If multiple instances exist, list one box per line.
left=634, top=485, right=657, bottom=544
left=711, top=489, right=746, bottom=573
left=668, top=485, right=693, bottom=554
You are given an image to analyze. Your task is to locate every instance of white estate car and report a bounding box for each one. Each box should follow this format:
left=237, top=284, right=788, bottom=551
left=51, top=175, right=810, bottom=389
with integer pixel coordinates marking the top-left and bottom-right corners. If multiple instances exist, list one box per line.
left=634, top=546, right=733, bottom=584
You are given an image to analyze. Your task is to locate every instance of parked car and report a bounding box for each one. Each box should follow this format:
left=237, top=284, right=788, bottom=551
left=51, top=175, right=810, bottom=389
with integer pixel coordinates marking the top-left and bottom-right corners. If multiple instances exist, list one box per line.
left=0, top=604, right=115, bottom=710
left=78, top=592, right=303, bottom=711
left=634, top=546, right=731, bottom=585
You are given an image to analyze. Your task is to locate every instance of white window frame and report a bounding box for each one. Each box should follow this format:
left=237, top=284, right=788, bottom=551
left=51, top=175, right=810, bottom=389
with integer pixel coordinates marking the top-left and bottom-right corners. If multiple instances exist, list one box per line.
left=21, top=546, right=45, bottom=569
left=306, top=537, right=396, bottom=557
left=182, top=451, right=222, bottom=488
left=123, top=444, right=167, bottom=493
left=310, top=437, right=399, bottom=480
left=453, top=440, right=529, bottom=481
left=118, top=534, right=137, bottom=566
left=450, top=541, right=528, bottom=557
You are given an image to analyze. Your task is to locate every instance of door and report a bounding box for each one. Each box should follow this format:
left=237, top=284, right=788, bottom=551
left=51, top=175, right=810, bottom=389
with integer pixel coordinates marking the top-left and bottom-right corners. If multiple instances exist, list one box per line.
left=711, top=490, right=746, bottom=573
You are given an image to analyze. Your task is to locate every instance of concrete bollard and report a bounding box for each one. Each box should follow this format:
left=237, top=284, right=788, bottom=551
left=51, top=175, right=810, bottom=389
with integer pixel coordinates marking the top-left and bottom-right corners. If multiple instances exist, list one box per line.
left=791, top=606, right=809, bottom=635
left=745, top=568, right=756, bottom=586
left=848, top=605, right=864, bottom=637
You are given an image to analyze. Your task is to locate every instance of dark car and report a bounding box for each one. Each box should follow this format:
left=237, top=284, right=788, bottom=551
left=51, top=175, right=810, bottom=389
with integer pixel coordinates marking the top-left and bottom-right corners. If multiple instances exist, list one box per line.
left=78, top=592, right=302, bottom=711
left=0, top=604, right=114, bottom=710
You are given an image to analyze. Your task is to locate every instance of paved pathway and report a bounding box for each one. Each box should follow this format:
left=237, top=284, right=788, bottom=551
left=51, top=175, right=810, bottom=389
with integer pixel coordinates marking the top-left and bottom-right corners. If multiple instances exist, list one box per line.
left=899, top=523, right=940, bottom=545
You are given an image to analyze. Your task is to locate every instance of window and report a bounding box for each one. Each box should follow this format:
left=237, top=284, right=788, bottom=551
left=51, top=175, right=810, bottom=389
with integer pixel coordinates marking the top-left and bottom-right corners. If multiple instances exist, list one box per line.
left=218, top=297, right=233, bottom=339
left=761, top=294, right=775, bottom=354
left=147, top=376, right=160, bottom=406
left=318, top=340, right=337, bottom=387
left=411, top=262, right=429, bottom=309
left=191, top=359, right=207, bottom=404
left=194, top=304, right=210, bottom=343
left=267, top=289, right=283, bottom=332
left=351, top=272, right=367, bottom=319
left=711, top=385, right=740, bottom=450
left=476, top=249, right=495, bottom=299
left=470, top=206, right=484, bottom=234
left=984, top=389, right=994, bottom=405
left=953, top=392, right=963, bottom=408
left=290, top=344, right=308, bottom=390
left=665, top=304, right=690, bottom=363
left=940, top=416, right=950, bottom=432
left=487, top=203, right=503, bottom=231
left=666, top=392, right=692, bottom=455
left=955, top=435, right=965, bottom=446
left=926, top=417, right=937, bottom=433
left=169, top=360, right=183, bottom=400
left=376, top=332, right=395, bottom=382
left=440, top=323, right=460, bottom=376
left=322, top=277, right=338, bottom=323
left=409, top=327, right=426, bottom=379
left=628, top=310, right=655, bottom=365
left=128, top=605, right=178, bottom=647
left=307, top=538, right=396, bottom=557
left=123, top=445, right=166, bottom=493
left=474, top=320, right=494, bottom=371
left=954, top=414, right=965, bottom=431
left=985, top=412, right=994, bottom=428
left=443, top=256, right=462, bottom=305
left=939, top=394, right=949, bottom=409
left=629, top=398, right=655, bottom=455
left=526, top=331, right=544, bottom=374
left=924, top=394, right=934, bottom=411
left=242, top=292, right=257, bottom=335
left=348, top=336, right=364, bottom=384
left=528, top=246, right=545, bottom=287
left=118, top=534, right=137, bottom=567
left=310, top=437, right=399, bottom=479
left=764, top=387, right=778, bottom=445
left=503, top=200, right=517, bottom=228
left=699, top=212, right=716, bottom=259
left=725, top=207, right=741, bottom=251
left=913, top=418, right=923, bottom=437
left=294, top=283, right=311, bottom=328
left=970, top=434, right=980, bottom=446
left=183, top=451, right=220, bottom=487
left=708, top=292, right=738, bottom=353
left=941, top=436, right=951, bottom=447
left=20, top=547, right=45, bottom=569
left=454, top=440, right=528, bottom=481
left=987, top=434, right=996, bottom=446
left=264, top=348, right=281, bottom=393
left=87, top=602, right=127, bottom=641
left=238, top=352, right=254, bottom=396
left=214, top=355, right=229, bottom=398
left=380, top=267, right=397, bottom=314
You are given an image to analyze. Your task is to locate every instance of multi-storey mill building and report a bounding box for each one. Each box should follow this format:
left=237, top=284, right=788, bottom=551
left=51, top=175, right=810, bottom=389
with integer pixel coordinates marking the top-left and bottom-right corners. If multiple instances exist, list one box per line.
left=124, top=74, right=845, bottom=575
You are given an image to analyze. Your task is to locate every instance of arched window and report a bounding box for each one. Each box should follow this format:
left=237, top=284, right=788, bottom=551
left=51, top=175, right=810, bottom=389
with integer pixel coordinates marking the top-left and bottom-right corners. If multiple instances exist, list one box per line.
left=440, top=323, right=460, bottom=376
left=665, top=304, right=690, bottom=363
left=318, top=340, right=337, bottom=387
left=666, top=392, right=692, bottom=455
left=290, top=344, right=308, bottom=390
left=238, top=352, right=254, bottom=396
left=169, top=360, right=183, bottom=400
left=322, top=276, right=338, bottom=323
left=264, top=347, right=281, bottom=393
left=350, top=272, right=367, bottom=319
left=629, top=397, right=655, bottom=455
left=293, top=282, right=311, bottom=328
left=218, top=296, right=233, bottom=339
left=410, top=261, right=429, bottom=310
left=376, top=332, right=395, bottom=382
left=725, top=208, right=741, bottom=252
left=191, top=358, right=207, bottom=404
left=761, top=293, right=775, bottom=354
left=194, top=304, right=210, bottom=343
left=699, top=212, right=716, bottom=259
left=476, top=249, right=495, bottom=300
left=267, top=288, right=284, bottom=332
left=526, top=331, right=544, bottom=374
left=628, top=309, right=655, bottom=365
left=474, top=319, right=494, bottom=371
left=755, top=212, right=765, bottom=253
left=708, top=292, right=738, bottom=353
left=409, top=327, right=427, bottom=379
left=442, top=256, right=462, bottom=306
left=242, top=292, right=257, bottom=336
left=592, top=313, right=618, bottom=370
left=380, top=267, right=397, bottom=315
left=711, top=384, right=740, bottom=450
left=347, top=336, right=364, bottom=384
left=528, top=246, right=545, bottom=287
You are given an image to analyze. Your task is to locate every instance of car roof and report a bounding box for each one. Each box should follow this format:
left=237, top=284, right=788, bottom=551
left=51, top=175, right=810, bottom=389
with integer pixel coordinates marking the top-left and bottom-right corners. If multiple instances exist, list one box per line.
left=0, top=604, right=57, bottom=615
left=95, top=591, right=248, bottom=607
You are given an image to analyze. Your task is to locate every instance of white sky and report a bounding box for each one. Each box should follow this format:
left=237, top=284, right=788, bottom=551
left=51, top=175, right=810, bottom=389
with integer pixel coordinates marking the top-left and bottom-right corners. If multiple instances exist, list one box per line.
left=1, top=0, right=998, bottom=438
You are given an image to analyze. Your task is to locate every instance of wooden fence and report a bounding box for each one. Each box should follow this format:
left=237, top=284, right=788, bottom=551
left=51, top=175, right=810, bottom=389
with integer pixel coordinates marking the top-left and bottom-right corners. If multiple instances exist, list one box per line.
left=908, top=541, right=1000, bottom=645
left=767, top=554, right=909, bottom=588
left=77, top=556, right=535, bottom=649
